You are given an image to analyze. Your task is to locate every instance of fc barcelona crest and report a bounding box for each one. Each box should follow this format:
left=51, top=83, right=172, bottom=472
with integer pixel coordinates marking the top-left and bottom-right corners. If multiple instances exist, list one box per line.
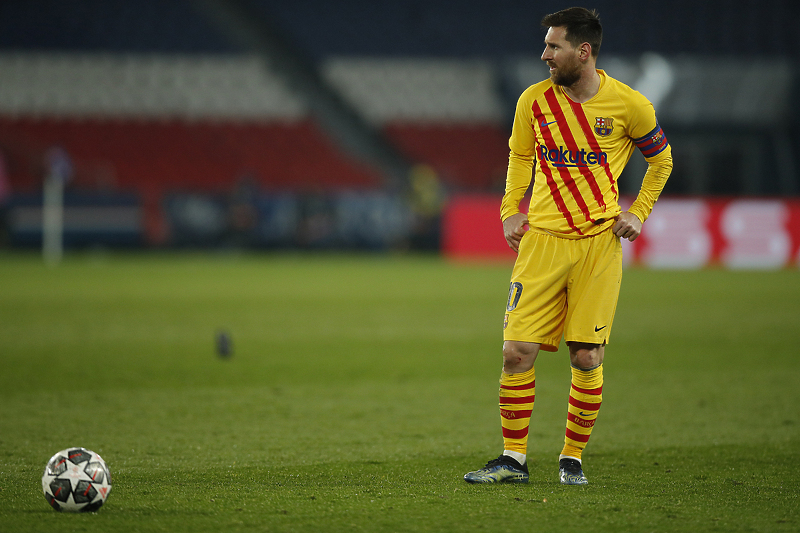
left=594, top=117, right=614, bottom=136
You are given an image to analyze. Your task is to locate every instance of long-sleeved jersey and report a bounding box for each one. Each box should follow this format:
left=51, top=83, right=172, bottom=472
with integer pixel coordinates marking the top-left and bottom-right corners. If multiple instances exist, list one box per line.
left=502, top=69, right=673, bottom=238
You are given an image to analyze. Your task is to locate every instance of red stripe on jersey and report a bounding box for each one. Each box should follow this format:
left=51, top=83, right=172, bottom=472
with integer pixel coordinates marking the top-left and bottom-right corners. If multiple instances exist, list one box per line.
left=566, top=98, right=618, bottom=198
left=540, top=89, right=597, bottom=224
left=540, top=158, right=584, bottom=235
left=532, top=99, right=584, bottom=235
left=571, top=384, right=603, bottom=395
left=565, top=428, right=591, bottom=443
left=544, top=89, right=606, bottom=215
left=503, top=426, right=530, bottom=439
left=568, top=396, right=601, bottom=411
left=500, top=394, right=536, bottom=405
left=500, top=381, right=536, bottom=391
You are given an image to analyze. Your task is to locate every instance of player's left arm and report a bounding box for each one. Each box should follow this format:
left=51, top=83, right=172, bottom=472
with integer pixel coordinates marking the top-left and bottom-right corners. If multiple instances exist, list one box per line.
left=615, top=102, right=673, bottom=241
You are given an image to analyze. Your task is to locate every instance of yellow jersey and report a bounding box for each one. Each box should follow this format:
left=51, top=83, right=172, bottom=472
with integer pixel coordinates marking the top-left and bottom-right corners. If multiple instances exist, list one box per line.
left=502, top=69, right=672, bottom=237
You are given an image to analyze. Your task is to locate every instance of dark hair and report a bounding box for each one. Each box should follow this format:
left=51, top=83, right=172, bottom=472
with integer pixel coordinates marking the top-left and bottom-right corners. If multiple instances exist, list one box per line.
left=541, top=7, right=602, bottom=57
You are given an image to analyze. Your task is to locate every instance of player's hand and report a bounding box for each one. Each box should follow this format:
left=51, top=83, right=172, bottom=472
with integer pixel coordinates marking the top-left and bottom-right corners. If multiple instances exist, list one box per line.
left=612, top=212, right=643, bottom=242
left=503, top=213, right=529, bottom=253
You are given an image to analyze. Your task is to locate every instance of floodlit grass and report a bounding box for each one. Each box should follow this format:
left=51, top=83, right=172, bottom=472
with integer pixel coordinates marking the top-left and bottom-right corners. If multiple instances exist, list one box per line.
left=0, top=251, right=798, bottom=532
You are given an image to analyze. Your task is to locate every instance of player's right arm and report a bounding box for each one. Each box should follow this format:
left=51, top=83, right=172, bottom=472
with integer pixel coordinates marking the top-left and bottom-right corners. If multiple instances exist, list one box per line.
left=503, top=211, right=529, bottom=252
left=501, top=87, right=539, bottom=251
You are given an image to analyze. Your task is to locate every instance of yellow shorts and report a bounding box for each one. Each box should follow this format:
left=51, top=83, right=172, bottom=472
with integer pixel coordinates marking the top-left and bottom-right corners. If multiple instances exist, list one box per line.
left=503, top=228, right=622, bottom=352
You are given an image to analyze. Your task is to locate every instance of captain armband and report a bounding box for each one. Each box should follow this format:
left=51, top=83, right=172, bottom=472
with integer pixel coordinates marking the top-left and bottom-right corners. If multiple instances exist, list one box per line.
left=633, top=123, right=669, bottom=158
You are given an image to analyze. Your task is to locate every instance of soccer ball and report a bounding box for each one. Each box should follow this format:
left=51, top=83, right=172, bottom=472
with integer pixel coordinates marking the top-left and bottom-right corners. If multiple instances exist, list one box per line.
left=41, top=447, right=112, bottom=512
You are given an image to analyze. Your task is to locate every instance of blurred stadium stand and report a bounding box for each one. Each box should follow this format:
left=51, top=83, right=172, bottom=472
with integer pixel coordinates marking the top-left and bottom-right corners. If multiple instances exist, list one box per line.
left=0, top=0, right=798, bottom=250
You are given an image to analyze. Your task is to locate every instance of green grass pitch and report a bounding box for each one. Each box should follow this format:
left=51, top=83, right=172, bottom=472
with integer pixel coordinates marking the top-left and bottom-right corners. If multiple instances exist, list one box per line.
left=0, top=252, right=798, bottom=532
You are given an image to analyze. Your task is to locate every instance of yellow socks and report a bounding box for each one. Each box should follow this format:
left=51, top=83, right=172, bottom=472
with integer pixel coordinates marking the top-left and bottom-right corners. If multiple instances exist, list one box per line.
left=499, top=367, right=536, bottom=456
left=561, top=364, right=603, bottom=461
left=499, top=364, right=602, bottom=462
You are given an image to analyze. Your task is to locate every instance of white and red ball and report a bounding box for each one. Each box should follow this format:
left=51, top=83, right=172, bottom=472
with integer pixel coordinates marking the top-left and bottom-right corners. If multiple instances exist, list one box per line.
left=42, top=447, right=112, bottom=512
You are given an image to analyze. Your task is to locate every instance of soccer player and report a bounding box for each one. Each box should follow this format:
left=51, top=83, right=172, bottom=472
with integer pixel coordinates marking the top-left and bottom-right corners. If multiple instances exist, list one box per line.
left=464, top=7, right=672, bottom=485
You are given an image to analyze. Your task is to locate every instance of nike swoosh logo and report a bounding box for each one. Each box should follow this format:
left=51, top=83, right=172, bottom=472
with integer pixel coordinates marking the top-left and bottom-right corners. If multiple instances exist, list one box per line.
left=540, top=119, right=558, bottom=128
left=579, top=412, right=594, bottom=417
left=594, top=325, right=607, bottom=332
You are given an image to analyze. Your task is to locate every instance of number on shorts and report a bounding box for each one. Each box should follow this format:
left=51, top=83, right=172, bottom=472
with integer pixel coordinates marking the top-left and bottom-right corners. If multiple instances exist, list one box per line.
left=506, top=282, right=523, bottom=312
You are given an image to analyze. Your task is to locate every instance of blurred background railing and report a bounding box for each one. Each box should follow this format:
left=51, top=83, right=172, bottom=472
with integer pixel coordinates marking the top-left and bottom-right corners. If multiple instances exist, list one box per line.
left=0, top=0, right=798, bottom=265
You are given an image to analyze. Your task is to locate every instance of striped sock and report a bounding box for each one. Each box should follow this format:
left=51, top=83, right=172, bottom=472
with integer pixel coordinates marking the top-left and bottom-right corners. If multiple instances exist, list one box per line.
left=499, top=367, right=536, bottom=457
left=561, top=364, right=603, bottom=461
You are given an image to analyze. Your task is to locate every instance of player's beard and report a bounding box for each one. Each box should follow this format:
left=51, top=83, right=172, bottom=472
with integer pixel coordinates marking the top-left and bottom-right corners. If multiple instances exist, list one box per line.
left=549, top=56, right=582, bottom=87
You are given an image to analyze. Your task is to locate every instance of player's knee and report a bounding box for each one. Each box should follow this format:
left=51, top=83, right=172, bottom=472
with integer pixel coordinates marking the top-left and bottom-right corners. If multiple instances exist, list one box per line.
left=569, top=343, right=604, bottom=369
left=502, top=341, right=538, bottom=373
